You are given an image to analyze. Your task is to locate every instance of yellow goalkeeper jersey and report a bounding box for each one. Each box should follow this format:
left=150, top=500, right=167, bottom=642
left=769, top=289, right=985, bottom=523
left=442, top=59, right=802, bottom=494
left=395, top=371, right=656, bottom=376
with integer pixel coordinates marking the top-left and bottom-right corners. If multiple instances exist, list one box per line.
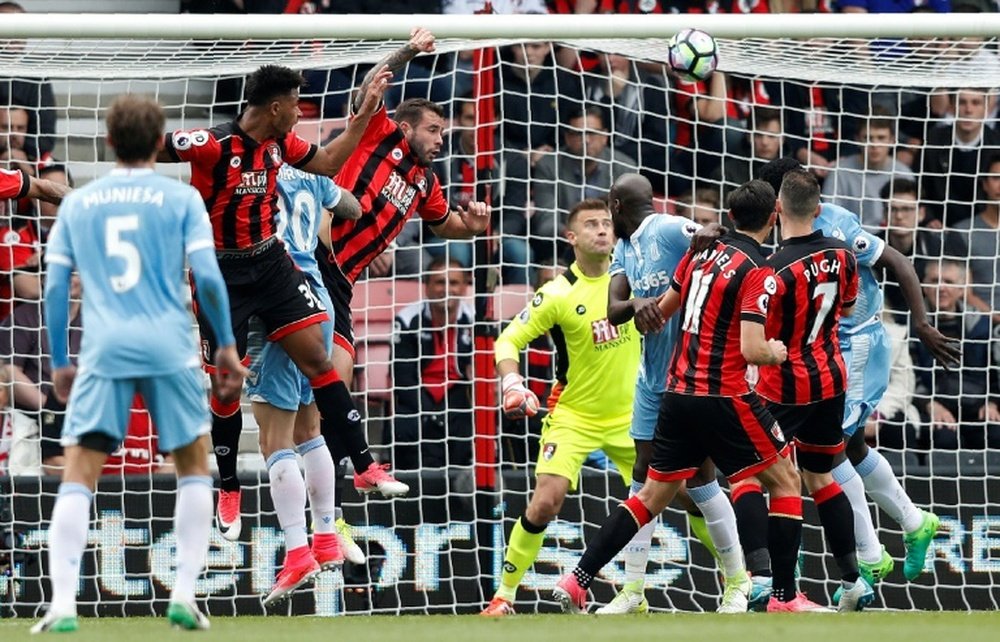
left=495, top=262, right=640, bottom=431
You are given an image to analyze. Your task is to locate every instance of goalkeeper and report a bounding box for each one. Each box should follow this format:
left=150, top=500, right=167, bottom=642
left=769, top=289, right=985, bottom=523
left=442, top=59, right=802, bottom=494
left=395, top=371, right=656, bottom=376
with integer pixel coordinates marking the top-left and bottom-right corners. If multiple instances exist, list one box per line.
left=482, top=199, right=641, bottom=616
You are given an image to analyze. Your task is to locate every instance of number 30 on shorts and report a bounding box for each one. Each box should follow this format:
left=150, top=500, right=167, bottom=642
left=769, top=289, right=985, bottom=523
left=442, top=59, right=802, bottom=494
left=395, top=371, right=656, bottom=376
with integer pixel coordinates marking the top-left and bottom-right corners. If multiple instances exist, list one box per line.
left=298, top=283, right=326, bottom=310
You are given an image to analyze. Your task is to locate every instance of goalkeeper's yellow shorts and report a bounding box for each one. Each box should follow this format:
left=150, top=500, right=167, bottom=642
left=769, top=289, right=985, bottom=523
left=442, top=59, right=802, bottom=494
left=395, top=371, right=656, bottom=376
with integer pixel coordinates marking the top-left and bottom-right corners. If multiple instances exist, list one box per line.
left=535, top=415, right=635, bottom=491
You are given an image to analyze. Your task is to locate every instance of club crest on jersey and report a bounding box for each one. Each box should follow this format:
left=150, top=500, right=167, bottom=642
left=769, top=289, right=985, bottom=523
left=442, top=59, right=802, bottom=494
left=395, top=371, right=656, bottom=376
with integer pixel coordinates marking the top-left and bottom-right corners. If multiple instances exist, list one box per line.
left=235, top=170, right=267, bottom=195
left=591, top=318, right=621, bottom=345
left=381, top=171, right=418, bottom=211
left=542, top=442, right=557, bottom=461
left=267, top=144, right=282, bottom=166
left=770, top=422, right=785, bottom=443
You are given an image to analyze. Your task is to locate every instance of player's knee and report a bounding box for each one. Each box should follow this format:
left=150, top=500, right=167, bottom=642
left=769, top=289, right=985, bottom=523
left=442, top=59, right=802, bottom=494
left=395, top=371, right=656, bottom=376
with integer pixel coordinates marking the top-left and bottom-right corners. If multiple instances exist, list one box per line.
left=800, top=469, right=834, bottom=494
left=763, top=455, right=801, bottom=497
left=526, top=494, right=564, bottom=525
left=844, top=432, right=868, bottom=465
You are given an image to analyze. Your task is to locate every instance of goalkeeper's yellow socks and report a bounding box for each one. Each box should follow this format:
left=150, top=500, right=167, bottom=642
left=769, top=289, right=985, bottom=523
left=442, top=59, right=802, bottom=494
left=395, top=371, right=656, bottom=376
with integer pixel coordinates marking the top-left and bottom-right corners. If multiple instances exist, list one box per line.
left=495, top=515, right=547, bottom=602
left=688, top=513, right=720, bottom=563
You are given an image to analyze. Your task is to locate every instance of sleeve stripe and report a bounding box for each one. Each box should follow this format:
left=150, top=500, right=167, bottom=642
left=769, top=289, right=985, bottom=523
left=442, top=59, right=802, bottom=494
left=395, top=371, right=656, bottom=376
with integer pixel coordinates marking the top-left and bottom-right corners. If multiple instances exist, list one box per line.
left=46, top=253, right=73, bottom=267
left=609, top=268, right=625, bottom=276
left=15, top=169, right=30, bottom=199
left=740, top=312, right=766, bottom=323
left=186, top=239, right=215, bottom=254
left=292, top=144, right=318, bottom=169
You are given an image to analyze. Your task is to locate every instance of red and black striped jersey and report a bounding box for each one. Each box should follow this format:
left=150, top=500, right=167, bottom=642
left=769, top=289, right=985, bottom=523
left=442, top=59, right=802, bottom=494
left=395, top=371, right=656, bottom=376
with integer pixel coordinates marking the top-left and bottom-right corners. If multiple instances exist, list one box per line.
left=756, top=231, right=858, bottom=405
left=666, top=232, right=771, bottom=398
left=164, top=122, right=317, bottom=250
left=328, top=105, right=449, bottom=285
left=0, top=168, right=29, bottom=200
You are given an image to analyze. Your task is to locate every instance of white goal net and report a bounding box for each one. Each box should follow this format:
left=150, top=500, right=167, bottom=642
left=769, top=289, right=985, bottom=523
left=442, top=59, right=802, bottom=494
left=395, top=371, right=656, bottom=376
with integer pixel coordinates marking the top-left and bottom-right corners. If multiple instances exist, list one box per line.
left=1, top=12, right=999, bottom=618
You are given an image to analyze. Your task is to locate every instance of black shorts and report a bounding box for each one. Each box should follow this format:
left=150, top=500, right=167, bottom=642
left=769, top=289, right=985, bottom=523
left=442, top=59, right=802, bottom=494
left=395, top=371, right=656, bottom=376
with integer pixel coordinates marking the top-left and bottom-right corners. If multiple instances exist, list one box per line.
left=649, top=391, right=789, bottom=483
left=766, top=393, right=846, bottom=473
left=195, top=238, right=328, bottom=370
left=314, top=245, right=355, bottom=357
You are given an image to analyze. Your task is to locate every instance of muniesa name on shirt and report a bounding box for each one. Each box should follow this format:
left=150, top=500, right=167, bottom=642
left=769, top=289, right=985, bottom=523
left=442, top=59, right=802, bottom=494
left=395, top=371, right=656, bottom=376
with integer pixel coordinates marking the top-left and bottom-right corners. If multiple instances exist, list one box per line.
left=82, top=186, right=165, bottom=209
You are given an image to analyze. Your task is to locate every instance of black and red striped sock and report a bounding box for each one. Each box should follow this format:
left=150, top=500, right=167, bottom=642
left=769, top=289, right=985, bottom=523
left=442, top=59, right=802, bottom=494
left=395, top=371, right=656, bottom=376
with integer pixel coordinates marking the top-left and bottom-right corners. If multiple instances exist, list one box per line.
left=812, top=481, right=860, bottom=583
left=210, top=395, right=243, bottom=493
left=768, top=494, right=803, bottom=602
left=576, top=496, right=652, bottom=588
left=311, top=369, right=376, bottom=473
left=733, top=482, right=771, bottom=577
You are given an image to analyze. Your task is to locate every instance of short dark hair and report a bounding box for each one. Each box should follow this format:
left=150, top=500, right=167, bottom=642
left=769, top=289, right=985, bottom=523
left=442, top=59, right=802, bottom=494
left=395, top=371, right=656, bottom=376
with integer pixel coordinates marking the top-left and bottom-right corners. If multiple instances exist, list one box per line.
left=880, top=176, right=918, bottom=201
left=982, top=151, right=1000, bottom=175
left=394, top=98, right=444, bottom=127
left=779, top=170, right=820, bottom=220
left=423, top=257, right=466, bottom=284
left=566, top=105, right=607, bottom=134
left=38, top=163, right=73, bottom=188
left=567, top=197, right=609, bottom=228
left=727, top=180, right=776, bottom=233
left=758, top=157, right=804, bottom=196
left=751, top=106, right=782, bottom=132
left=0, top=2, right=25, bottom=12
left=106, top=95, right=165, bottom=163
left=245, top=65, right=305, bottom=107
left=861, top=105, right=896, bottom=138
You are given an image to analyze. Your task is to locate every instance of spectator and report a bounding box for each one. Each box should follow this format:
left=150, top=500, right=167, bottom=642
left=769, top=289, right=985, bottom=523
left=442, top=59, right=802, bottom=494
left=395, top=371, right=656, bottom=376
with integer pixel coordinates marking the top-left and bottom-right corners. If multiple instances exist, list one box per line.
left=0, top=106, right=27, bottom=155
left=671, top=71, right=727, bottom=195
left=390, top=258, right=475, bottom=471
left=674, top=187, right=720, bottom=226
left=958, top=153, right=1000, bottom=314
left=914, top=260, right=1000, bottom=450
left=822, top=108, right=914, bottom=229
left=431, top=97, right=531, bottom=283
left=0, top=276, right=82, bottom=474
left=531, top=106, right=638, bottom=261
left=0, top=199, right=43, bottom=323
left=767, top=80, right=867, bottom=181
left=878, top=177, right=967, bottom=318
left=0, top=365, right=11, bottom=474
left=585, top=54, right=671, bottom=193
left=921, top=88, right=1000, bottom=225
left=713, top=105, right=783, bottom=197
left=497, top=42, right=584, bottom=157
left=837, top=0, right=950, bottom=12
left=0, top=3, right=57, bottom=161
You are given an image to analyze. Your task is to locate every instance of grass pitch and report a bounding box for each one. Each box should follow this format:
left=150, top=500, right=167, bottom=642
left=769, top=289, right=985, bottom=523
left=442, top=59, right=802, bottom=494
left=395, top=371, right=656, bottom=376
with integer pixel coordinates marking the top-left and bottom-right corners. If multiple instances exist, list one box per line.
left=3, top=611, right=999, bottom=642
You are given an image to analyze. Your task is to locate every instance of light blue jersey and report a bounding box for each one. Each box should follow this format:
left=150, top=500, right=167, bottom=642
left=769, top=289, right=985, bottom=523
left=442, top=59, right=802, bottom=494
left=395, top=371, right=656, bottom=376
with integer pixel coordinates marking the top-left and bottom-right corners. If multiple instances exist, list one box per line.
left=816, top=203, right=885, bottom=332
left=275, top=164, right=341, bottom=287
left=46, top=168, right=214, bottom=377
left=246, top=168, right=339, bottom=410
left=816, top=203, right=890, bottom=436
left=45, top=167, right=232, bottom=453
left=610, top=214, right=698, bottom=440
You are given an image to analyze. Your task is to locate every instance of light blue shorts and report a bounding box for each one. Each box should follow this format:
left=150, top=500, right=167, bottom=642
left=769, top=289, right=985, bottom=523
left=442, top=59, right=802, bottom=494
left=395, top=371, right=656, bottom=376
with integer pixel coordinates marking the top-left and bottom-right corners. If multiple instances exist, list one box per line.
left=62, top=366, right=210, bottom=453
left=840, top=322, right=891, bottom=438
left=245, top=284, right=334, bottom=411
left=630, top=383, right=662, bottom=442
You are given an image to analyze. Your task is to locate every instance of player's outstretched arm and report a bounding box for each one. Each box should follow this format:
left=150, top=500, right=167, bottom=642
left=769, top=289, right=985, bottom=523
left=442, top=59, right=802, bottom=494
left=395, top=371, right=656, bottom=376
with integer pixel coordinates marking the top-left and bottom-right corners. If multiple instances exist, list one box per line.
left=875, top=244, right=961, bottom=368
left=303, top=66, right=392, bottom=178
left=430, top=201, right=491, bottom=239
left=26, top=176, right=70, bottom=204
left=43, top=261, right=75, bottom=403
left=351, top=27, right=436, bottom=114
left=740, top=321, right=787, bottom=366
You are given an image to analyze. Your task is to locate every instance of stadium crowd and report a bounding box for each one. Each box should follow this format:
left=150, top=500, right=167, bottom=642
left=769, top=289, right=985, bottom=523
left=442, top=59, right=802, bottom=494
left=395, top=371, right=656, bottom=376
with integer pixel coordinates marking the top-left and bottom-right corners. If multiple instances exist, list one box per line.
left=1, top=0, right=999, bottom=480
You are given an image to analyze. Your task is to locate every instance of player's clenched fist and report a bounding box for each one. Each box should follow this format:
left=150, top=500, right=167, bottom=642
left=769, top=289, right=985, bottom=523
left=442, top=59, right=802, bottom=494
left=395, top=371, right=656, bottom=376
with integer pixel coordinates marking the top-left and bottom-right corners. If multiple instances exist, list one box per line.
left=767, top=338, right=788, bottom=364
left=501, top=372, right=540, bottom=419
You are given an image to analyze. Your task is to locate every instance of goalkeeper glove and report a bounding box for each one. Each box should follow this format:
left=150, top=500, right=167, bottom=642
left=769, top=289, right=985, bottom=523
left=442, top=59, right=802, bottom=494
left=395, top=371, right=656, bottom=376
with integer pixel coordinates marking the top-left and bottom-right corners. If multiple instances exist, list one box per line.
left=501, top=372, right=540, bottom=419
